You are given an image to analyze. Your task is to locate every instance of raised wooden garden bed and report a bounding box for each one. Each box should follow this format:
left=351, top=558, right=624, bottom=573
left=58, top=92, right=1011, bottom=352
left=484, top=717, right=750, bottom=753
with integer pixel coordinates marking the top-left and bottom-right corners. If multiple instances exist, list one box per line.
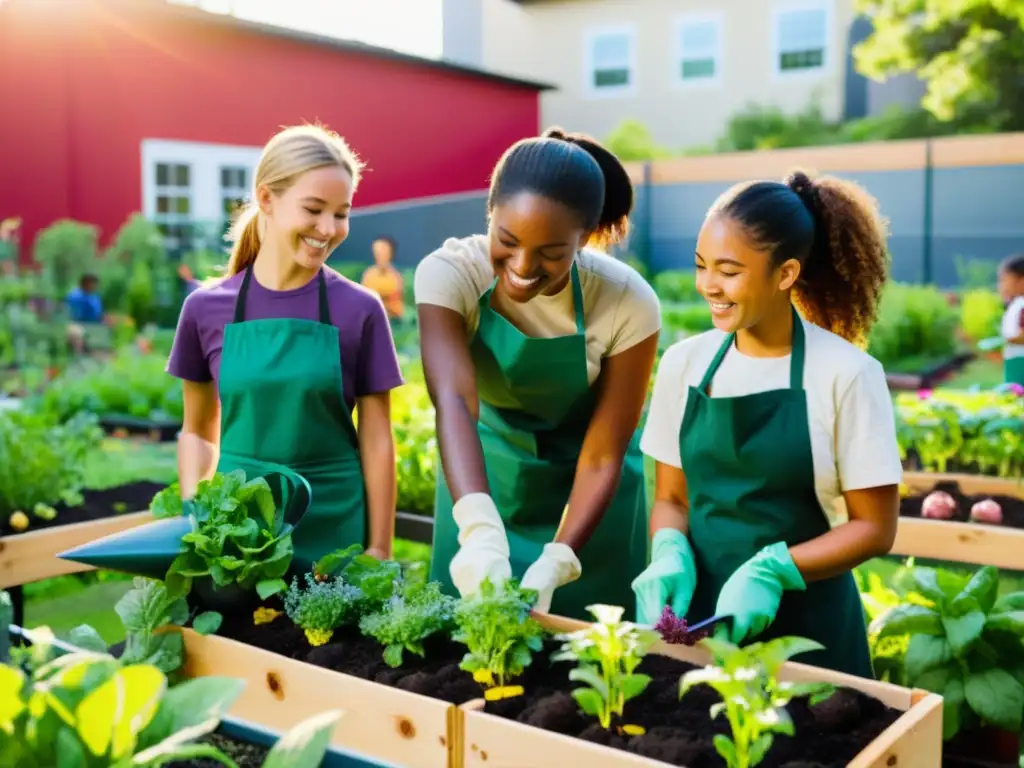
left=0, top=509, right=155, bottom=589
left=455, top=613, right=943, bottom=768
left=884, top=351, right=975, bottom=392
left=892, top=471, right=1024, bottom=569
left=7, top=625, right=384, bottom=768
left=178, top=628, right=455, bottom=768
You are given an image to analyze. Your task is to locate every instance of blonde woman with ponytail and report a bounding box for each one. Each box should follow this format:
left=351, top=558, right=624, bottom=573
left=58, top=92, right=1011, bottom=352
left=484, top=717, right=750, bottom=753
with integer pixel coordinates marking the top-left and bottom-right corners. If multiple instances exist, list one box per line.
left=166, top=124, right=403, bottom=568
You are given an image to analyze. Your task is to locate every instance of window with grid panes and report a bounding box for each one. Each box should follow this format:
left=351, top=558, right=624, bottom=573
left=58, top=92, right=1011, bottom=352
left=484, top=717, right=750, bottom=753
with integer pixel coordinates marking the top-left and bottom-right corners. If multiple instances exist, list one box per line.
left=220, top=166, right=249, bottom=235
left=777, top=6, right=827, bottom=72
left=678, top=18, right=720, bottom=81
left=154, top=162, right=193, bottom=251
left=589, top=31, right=632, bottom=90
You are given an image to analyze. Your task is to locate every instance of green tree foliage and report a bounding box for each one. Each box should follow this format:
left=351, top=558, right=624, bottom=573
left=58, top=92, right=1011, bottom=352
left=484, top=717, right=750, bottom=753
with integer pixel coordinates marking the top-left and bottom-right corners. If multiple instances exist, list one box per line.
left=854, top=0, right=1024, bottom=130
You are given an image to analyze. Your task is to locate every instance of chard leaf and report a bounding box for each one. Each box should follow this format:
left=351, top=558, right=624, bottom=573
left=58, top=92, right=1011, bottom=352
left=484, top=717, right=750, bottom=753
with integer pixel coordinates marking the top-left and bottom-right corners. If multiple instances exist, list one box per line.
left=904, top=634, right=952, bottom=680
left=992, top=592, right=1024, bottom=613
left=916, top=666, right=964, bottom=740
left=984, top=611, right=1024, bottom=636
left=870, top=604, right=943, bottom=638
left=964, top=668, right=1024, bottom=731
left=942, top=598, right=986, bottom=657
left=911, top=568, right=948, bottom=605
left=952, top=566, right=1000, bottom=615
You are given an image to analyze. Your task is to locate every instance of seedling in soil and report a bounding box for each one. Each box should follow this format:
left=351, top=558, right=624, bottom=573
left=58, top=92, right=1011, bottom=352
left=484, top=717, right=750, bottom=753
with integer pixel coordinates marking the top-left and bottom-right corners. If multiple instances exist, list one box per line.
left=552, top=604, right=658, bottom=733
left=359, top=580, right=457, bottom=668
left=452, top=578, right=544, bottom=700
left=283, top=572, right=363, bottom=646
left=679, top=635, right=835, bottom=768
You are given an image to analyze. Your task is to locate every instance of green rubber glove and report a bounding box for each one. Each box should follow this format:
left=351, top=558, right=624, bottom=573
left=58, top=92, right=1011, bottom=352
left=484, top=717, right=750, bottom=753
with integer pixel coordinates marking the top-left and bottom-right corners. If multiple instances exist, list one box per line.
left=714, top=542, right=806, bottom=644
left=631, top=529, right=698, bottom=624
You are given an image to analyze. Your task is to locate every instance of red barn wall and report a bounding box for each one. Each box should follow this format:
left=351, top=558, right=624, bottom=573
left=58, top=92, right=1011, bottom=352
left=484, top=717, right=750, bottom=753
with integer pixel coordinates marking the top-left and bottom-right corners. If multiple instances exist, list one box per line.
left=0, top=0, right=541, bottom=257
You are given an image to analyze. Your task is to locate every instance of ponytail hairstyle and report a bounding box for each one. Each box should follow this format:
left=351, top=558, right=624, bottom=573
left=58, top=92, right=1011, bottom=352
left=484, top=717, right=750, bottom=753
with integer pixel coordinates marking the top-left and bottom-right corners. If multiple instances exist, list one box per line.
left=487, top=126, right=633, bottom=249
left=225, top=124, right=365, bottom=276
left=709, top=168, right=890, bottom=346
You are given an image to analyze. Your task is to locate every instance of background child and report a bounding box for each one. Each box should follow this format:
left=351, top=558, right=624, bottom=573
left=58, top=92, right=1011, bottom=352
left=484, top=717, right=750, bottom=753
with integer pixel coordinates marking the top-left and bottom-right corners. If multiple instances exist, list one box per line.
left=998, top=253, right=1024, bottom=385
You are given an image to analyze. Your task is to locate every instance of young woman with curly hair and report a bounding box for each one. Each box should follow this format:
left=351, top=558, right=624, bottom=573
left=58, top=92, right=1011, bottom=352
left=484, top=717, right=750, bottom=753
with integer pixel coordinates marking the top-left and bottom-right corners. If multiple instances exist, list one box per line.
left=633, top=169, right=897, bottom=677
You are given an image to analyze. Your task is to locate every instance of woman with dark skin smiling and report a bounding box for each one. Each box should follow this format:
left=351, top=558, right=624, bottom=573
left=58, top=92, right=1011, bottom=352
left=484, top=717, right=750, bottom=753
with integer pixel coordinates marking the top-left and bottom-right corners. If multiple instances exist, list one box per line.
left=634, top=169, right=899, bottom=677
left=414, top=128, right=661, bottom=618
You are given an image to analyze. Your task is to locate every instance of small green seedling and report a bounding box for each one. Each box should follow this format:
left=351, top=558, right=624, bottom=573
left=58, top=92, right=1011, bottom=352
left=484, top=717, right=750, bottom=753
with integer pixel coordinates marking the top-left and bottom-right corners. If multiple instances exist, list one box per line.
left=679, top=635, right=835, bottom=768
left=552, top=604, right=658, bottom=733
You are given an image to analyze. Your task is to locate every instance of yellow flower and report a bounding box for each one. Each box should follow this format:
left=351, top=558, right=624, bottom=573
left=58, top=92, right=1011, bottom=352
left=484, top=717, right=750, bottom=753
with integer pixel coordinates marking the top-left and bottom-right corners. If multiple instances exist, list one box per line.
left=304, top=627, right=334, bottom=647
left=253, top=608, right=282, bottom=626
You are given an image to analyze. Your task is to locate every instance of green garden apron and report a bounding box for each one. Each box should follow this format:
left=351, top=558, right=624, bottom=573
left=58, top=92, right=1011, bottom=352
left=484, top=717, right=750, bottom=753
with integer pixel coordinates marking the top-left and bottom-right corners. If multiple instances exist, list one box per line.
left=429, top=264, right=648, bottom=620
left=216, top=267, right=367, bottom=571
left=1004, top=355, right=1024, bottom=387
left=681, top=309, right=874, bottom=678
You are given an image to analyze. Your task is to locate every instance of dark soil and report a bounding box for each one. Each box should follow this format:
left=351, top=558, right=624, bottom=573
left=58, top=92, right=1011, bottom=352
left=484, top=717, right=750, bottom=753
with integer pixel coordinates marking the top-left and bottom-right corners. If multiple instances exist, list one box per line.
left=212, top=597, right=482, bottom=705
left=0, top=480, right=165, bottom=536
left=899, top=480, right=1024, bottom=529
left=211, top=603, right=902, bottom=767
left=163, top=731, right=267, bottom=767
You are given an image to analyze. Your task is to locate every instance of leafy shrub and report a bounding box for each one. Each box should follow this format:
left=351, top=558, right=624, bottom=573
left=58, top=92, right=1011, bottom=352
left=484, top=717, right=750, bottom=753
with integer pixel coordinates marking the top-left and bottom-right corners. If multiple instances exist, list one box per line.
left=0, top=410, right=103, bottom=519
left=959, top=289, right=1003, bottom=344
left=652, top=270, right=700, bottom=303
left=867, top=282, right=958, bottom=369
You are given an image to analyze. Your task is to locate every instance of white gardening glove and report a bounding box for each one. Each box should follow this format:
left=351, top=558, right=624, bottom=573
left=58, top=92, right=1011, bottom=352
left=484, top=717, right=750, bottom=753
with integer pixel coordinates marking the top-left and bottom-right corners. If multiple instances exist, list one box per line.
left=449, top=493, right=512, bottom=597
left=520, top=542, right=582, bottom=614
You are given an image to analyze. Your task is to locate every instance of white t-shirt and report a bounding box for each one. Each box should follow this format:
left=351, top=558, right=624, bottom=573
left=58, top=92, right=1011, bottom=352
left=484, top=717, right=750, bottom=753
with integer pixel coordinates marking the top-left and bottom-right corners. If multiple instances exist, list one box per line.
left=1002, top=296, right=1024, bottom=360
left=414, top=235, right=662, bottom=384
left=640, top=318, right=902, bottom=527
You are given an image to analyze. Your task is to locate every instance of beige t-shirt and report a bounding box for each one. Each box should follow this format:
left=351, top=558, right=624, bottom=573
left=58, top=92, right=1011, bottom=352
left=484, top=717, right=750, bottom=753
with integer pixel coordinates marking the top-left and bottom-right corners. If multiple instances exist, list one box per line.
left=639, top=318, right=902, bottom=527
left=414, top=235, right=662, bottom=384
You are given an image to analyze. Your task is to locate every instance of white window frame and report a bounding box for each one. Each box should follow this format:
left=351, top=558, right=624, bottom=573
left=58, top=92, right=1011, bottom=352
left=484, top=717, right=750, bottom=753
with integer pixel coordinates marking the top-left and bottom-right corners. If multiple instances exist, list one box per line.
left=772, top=0, right=832, bottom=78
left=140, top=139, right=262, bottom=249
left=674, top=12, right=724, bottom=89
left=583, top=25, right=636, bottom=98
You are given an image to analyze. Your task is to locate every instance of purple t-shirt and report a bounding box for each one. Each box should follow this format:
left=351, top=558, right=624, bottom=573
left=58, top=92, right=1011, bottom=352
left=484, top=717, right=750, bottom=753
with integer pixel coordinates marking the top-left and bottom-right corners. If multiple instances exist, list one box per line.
left=166, top=268, right=404, bottom=411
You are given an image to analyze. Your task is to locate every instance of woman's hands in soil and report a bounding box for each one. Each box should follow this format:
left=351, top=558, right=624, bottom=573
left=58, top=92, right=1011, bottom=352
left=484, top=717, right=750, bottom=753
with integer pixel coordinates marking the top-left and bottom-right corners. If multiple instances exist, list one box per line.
left=714, top=541, right=806, bottom=643
left=520, top=542, right=582, bottom=613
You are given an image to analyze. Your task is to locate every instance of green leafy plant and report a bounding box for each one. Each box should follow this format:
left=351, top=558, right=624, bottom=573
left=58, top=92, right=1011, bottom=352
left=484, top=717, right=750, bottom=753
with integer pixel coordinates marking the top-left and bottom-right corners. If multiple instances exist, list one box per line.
left=869, top=564, right=1024, bottom=740
left=894, top=388, right=1024, bottom=479
left=452, top=578, right=544, bottom=699
left=150, top=470, right=295, bottom=602
left=359, top=580, right=456, bottom=668
left=552, top=604, right=658, bottom=732
left=67, top=577, right=220, bottom=675
left=679, top=635, right=835, bottom=768
left=283, top=573, right=363, bottom=647
left=0, top=630, right=342, bottom=767
left=0, top=409, right=103, bottom=524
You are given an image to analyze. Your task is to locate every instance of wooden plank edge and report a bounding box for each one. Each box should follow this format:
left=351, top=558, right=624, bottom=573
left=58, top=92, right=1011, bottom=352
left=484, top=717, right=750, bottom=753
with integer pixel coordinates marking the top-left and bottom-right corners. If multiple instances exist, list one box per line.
left=456, top=614, right=936, bottom=767
left=848, top=692, right=944, bottom=768
left=0, top=510, right=154, bottom=589
left=535, top=613, right=914, bottom=709
left=902, top=470, right=1024, bottom=497
left=178, top=628, right=453, bottom=768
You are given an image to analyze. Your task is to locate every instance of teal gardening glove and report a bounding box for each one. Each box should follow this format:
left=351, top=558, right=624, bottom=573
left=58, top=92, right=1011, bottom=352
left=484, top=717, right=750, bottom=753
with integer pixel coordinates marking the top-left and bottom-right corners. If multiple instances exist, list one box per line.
left=714, top=542, right=806, bottom=644
left=631, top=529, right=698, bottom=624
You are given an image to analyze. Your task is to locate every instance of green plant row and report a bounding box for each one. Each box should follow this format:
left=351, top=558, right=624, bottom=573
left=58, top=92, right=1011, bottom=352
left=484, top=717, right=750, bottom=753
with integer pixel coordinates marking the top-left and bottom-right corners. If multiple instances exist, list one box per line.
left=894, top=387, right=1024, bottom=478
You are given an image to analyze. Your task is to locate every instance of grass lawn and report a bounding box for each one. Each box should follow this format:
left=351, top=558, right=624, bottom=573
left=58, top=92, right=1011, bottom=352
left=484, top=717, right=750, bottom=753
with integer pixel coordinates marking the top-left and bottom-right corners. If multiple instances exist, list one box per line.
left=943, top=356, right=1003, bottom=389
